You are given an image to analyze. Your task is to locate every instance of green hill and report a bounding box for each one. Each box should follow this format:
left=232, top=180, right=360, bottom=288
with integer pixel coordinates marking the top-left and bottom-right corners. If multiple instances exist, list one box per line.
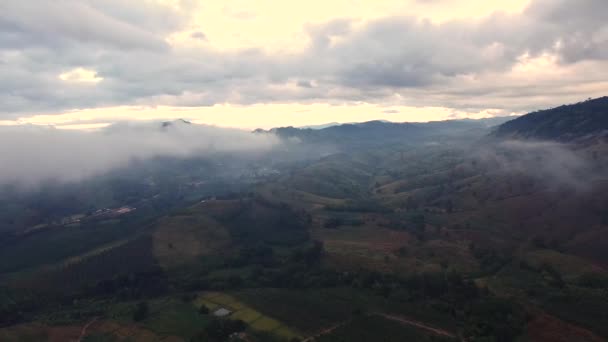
left=492, top=97, right=608, bottom=141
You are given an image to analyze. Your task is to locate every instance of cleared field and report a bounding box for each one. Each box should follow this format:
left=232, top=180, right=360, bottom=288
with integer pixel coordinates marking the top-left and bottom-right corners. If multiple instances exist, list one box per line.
left=312, top=224, right=417, bottom=273
left=2, top=237, right=135, bottom=284
left=523, top=250, right=604, bottom=280
left=152, top=211, right=231, bottom=270
left=525, top=313, right=605, bottom=342
left=0, top=319, right=173, bottom=342
left=315, top=315, right=456, bottom=342
left=196, top=292, right=301, bottom=340
left=3, top=234, right=165, bottom=297
left=103, top=297, right=209, bottom=340
left=257, top=184, right=347, bottom=209
left=142, top=301, right=209, bottom=339
left=85, top=320, right=169, bottom=342
left=0, top=220, right=139, bottom=277
left=313, top=225, right=410, bottom=252
left=235, top=288, right=459, bottom=336
left=0, top=322, right=80, bottom=342
left=411, top=239, right=479, bottom=273
left=484, top=263, right=546, bottom=298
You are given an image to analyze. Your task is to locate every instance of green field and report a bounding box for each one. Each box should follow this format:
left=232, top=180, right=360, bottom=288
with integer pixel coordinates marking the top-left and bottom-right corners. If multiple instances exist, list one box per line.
left=196, top=292, right=301, bottom=340
left=235, top=288, right=458, bottom=335
left=316, top=315, right=456, bottom=342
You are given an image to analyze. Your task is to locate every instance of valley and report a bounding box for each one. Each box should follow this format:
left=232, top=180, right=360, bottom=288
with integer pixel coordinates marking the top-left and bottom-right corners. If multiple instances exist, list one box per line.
left=1, top=98, right=608, bottom=341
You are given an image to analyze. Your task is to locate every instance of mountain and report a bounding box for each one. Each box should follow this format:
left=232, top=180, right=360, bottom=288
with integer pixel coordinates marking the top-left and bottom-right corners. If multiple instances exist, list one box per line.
left=492, top=97, right=608, bottom=141
left=4, top=102, right=608, bottom=342
left=161, top=118, right=192, bottom=128
left=261, top=117, right=515, bottom=149
left=298, top=122, right=342, bottom=130
left=104, top=119, right=193, bottom=133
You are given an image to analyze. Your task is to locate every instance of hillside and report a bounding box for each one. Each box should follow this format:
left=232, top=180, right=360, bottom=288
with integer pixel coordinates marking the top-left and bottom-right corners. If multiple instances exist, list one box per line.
left=492, top=97, right=608, bottom=141
left=2, top=100, right=608, bottom=342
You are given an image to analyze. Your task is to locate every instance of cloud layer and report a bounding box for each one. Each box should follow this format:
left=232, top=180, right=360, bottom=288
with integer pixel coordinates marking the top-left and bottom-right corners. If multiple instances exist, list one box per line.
left=0, top=121, right=278, bottom=186
left=0, top=0, right=607, bottom=120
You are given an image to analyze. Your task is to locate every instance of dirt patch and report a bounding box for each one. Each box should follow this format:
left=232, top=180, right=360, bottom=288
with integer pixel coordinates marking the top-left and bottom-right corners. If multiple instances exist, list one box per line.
left=0, top=322, right=81, bottom=342
left=153, top=213, right=230, bottom=270
left=89, top=320, right=173, bottom=341
left=526, top=313, right=605, bottom=342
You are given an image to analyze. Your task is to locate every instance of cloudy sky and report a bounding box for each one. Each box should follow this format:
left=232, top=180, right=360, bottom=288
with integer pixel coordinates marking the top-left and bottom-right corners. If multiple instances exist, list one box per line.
left=1, top=0, right=607, bottom=129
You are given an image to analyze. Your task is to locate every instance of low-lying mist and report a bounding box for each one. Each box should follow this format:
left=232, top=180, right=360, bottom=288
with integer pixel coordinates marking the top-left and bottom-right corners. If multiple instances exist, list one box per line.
left=0, top=121, right=280, bottom=186
left=475, top=140, right=600, bottom=190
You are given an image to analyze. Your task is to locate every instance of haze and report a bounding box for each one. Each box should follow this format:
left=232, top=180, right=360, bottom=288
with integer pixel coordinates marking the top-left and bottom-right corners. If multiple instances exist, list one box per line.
left=1, top=2, right=608, bottom=341
left=0, top=122, right=278, bottom=186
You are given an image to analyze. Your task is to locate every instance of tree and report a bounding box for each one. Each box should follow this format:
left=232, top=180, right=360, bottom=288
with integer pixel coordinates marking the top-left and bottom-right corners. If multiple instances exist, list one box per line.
left=411, top=214, right=425, bottom=231
left=304, top=240, right=324, bottom=266
left=196, top=318, right=247, bottom=341
left=397, top=246, right=408, bottom=257
left=324, top=217, right=343, bottom=229
left=132, top=301, right=149, bottom=321
left=199, top=304, right=210, bottom=315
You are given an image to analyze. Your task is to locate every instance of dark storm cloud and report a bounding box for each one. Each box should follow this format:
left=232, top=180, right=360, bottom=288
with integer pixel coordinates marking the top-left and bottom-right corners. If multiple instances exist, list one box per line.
left=0, top=0, right=606, bottom=118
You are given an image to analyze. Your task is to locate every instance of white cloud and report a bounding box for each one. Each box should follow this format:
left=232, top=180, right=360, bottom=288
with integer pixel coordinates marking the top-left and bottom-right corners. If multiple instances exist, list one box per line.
left=0, top=0, right=606, bottom=125
left=0, top=121, right=279, bottom=186
left=59, top=67, right=103, bottom=84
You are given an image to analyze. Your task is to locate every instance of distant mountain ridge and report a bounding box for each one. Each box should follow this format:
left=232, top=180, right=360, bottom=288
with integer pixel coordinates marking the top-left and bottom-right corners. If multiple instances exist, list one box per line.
left=492, top=97, right=608, bottom=141
left=257, top=97, right=608, bottom=146
left=257, top=117, right=515, bottom=148
left=161, top=119, right=192, bottom=128
left=297, top=122, right=342, bottom=130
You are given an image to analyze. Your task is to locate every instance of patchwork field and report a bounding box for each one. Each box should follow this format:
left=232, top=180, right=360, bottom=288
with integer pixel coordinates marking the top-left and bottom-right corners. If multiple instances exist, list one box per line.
left=196, top=292, right=301, bottom=340
left=100, top=297, right=210, bottom=341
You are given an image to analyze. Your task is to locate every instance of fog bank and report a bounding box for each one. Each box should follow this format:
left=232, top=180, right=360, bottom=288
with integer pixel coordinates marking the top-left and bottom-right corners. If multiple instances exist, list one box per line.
left=476, top=140, right=596, bottom=190
left=0, top=121, right=279, bottom=186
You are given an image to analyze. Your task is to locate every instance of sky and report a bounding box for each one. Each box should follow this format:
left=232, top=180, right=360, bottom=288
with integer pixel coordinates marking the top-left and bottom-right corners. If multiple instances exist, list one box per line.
left=1, top=0, right=607, bottom=129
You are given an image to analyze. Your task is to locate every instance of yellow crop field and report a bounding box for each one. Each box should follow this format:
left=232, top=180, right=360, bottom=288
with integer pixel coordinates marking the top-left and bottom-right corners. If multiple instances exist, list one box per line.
left=196, top=292, right=302, bottom=339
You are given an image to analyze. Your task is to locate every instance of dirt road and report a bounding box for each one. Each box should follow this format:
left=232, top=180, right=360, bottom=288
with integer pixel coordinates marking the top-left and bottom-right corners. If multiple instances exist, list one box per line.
left=373, top=313, right=457, bottom=339
left=76, top=317, right=98, bottom=342
left=302, top=313, right=460, bottom=342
